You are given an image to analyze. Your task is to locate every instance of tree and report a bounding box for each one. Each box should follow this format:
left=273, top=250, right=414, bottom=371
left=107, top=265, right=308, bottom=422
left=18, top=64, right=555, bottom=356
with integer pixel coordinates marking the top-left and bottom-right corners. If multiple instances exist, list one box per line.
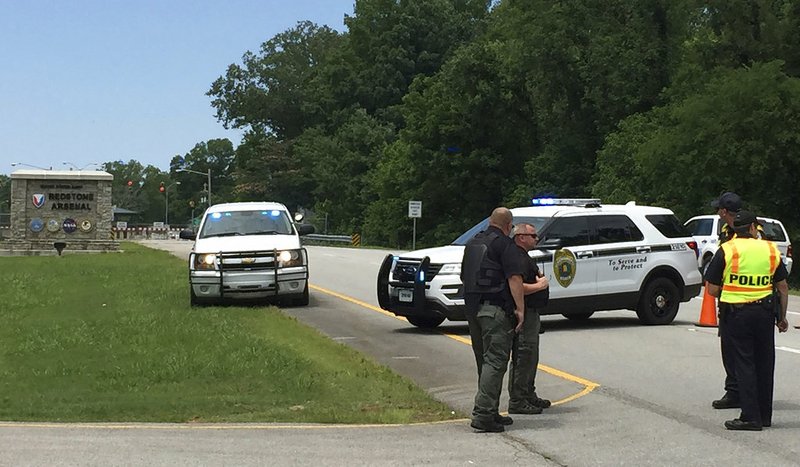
left=594, top=61, right=800, bottom=228
left=207, top=21, right=343, bottom=139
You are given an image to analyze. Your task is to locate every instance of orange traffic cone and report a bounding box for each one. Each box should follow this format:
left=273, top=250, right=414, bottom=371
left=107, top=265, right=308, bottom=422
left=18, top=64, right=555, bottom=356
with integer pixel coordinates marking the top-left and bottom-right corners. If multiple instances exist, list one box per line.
left=695, top=282, right=718, bottom=327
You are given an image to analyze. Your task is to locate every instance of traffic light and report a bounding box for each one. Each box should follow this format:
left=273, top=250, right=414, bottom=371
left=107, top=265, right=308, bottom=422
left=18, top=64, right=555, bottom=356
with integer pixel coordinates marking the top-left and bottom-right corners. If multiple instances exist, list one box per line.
left=159, top=182, right=165, bottom=193
left=127, top=180, right=133, bottom=187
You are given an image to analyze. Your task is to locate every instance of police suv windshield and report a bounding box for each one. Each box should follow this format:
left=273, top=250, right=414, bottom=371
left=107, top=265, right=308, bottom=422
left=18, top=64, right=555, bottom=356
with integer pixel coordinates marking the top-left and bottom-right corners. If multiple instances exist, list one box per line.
left=199, top=209, right=294, bottom=238
left=452, top=216, right=550, bottom=245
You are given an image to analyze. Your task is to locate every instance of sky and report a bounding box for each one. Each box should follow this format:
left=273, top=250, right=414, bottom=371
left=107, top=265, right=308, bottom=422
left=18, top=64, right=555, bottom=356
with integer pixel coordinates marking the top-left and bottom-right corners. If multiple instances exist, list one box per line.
left=0, top=0, right=354, bottom=176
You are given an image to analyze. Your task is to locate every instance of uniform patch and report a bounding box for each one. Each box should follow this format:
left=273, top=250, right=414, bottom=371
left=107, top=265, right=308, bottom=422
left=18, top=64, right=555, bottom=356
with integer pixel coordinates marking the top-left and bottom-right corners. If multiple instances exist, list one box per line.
left=554, top=249, right=577, bottom=288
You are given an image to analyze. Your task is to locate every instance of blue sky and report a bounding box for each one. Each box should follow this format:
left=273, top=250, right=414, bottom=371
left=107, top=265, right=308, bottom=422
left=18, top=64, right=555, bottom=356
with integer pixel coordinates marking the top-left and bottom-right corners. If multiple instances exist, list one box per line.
left=0, top=0, right=354, bottom=175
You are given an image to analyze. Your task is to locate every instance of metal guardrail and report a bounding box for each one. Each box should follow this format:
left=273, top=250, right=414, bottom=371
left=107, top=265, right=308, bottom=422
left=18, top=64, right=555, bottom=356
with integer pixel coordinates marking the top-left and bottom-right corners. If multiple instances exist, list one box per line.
left=304, top=233, right=352, bottom=243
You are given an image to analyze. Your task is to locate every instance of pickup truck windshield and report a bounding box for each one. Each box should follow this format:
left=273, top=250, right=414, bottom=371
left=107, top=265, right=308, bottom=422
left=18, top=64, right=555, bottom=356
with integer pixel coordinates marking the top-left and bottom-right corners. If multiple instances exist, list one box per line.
left=199, top=209, right=294, bottom=239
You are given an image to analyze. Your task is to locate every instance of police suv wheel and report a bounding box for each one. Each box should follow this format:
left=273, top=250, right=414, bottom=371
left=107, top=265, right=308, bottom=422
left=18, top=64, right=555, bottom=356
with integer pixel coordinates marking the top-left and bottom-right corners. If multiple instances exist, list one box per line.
left=636, top=278, right=680, bottom=325
left=406, top=315, right=445, bottom=328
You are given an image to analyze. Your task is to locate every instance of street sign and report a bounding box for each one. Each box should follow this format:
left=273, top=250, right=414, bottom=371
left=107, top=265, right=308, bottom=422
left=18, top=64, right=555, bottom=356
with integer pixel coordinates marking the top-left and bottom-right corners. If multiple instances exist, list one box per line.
left=408, top=200, right=422, bottom=218
left=153, top=221, right=165, bottom=228
left=116, top=221, right=128, bottom=229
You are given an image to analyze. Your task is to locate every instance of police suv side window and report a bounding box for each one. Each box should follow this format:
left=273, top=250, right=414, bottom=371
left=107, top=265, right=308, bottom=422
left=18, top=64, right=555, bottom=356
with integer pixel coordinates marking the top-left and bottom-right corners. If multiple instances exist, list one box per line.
left=591, top=215, right=644, bottom=244
left=541, top=216, right=591, bottom=248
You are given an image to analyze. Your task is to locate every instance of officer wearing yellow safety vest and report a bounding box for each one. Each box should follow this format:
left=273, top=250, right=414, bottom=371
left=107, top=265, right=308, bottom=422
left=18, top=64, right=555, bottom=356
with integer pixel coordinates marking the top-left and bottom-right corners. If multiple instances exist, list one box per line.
left=705, top=210, right=789, bottom=431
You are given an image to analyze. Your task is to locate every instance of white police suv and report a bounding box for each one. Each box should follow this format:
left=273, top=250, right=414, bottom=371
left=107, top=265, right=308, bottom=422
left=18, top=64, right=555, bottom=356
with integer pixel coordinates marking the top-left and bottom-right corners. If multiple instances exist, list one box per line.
left=180, top=202, right=315, bottom=306
left=684, top=214, right=793, bottom=275
left=377, top=199, right=703, bottom=328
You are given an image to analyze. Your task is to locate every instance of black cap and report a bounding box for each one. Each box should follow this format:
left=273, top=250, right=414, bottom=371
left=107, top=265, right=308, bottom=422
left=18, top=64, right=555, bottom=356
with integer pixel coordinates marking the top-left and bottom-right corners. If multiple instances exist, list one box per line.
left=710, top=192, right=742, bottom=211
left=732, top=210, right=757, bottom=229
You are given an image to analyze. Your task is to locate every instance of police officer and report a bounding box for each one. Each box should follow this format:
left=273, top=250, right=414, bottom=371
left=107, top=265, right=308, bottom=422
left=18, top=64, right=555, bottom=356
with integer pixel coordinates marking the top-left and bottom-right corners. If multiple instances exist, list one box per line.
left=709, top=191, right=742, bottom=410
left=507, top=223, right=551, bottom=414
left=704, top=211, right=789, bottom=430
left=461, top=207, right=525, bottom=432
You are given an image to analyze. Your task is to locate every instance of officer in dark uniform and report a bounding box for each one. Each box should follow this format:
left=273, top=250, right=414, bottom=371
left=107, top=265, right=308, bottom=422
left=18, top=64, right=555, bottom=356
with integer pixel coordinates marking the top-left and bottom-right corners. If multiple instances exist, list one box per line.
left=506, top=223, right=551, bottom=414
left=461, top=207, right=525, bottom=432
left=709, top=191, right=742, bottom=410
left=705, top=210, right=789, bottom=430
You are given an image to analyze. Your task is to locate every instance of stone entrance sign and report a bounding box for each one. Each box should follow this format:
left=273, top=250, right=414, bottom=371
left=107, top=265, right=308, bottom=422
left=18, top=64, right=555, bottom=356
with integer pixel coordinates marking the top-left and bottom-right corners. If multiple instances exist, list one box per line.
left=2, top=169, right=119, bottom=254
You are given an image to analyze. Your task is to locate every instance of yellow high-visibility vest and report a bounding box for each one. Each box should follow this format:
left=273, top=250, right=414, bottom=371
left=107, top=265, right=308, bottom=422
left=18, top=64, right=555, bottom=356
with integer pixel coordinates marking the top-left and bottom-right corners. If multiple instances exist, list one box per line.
left=720, top=237, right=780, bottom=304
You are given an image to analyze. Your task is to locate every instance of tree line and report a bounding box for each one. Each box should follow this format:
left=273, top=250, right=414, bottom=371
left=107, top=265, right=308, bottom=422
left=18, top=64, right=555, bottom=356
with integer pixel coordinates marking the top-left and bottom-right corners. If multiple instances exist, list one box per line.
left=72, top=1, right=800, bottom=253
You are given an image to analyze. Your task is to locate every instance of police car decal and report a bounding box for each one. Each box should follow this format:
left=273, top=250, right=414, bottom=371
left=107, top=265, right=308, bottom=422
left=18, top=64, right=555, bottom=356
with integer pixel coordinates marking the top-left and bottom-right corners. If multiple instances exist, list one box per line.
left=554, top=249, right=577, bottom=288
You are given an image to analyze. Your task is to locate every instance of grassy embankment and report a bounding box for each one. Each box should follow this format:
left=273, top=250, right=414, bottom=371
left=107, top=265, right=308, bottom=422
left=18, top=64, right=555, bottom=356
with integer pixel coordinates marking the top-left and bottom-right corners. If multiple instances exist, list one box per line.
left=0, top=243, right=456, bottom=423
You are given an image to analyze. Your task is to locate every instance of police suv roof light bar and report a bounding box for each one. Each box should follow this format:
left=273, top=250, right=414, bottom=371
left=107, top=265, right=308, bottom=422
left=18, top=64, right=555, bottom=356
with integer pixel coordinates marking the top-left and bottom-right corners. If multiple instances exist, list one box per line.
left=531, top=198, right=602, bottom=206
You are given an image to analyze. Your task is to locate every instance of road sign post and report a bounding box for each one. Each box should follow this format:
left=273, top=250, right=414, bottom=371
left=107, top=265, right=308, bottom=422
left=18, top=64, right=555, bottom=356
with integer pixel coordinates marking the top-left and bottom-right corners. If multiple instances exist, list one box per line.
left=408, top=200, right=422, bottom=250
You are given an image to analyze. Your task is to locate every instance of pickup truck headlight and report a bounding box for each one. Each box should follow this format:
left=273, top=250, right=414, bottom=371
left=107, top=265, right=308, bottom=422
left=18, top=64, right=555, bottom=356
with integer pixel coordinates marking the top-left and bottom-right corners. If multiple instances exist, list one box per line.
left=194, top=253, right=217, bottom=270
left=437, top=263, right=461, bottom=275
left=278, top=249, right=305, bottom=268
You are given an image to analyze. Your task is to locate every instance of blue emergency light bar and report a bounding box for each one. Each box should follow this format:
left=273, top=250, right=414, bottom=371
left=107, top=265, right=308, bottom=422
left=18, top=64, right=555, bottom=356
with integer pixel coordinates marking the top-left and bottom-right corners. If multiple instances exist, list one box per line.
left=531, top=198, right=602, bottom=206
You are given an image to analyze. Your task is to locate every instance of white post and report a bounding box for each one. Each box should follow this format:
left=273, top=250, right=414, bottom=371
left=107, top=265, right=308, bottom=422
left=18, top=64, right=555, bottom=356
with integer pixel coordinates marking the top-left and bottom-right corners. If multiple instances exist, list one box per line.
left=412, top=218, right=417, bottom=250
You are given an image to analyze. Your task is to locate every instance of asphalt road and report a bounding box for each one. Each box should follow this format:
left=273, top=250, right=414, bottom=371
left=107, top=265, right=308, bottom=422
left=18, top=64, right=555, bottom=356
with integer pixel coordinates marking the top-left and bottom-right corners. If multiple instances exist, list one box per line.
left=5, top=240, right=800, bottom=466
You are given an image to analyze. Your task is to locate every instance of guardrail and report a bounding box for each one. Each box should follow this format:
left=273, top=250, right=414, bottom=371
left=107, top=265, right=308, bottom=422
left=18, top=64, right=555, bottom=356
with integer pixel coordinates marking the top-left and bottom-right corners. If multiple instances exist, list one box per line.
left=304, top=233, right=352, bottom=244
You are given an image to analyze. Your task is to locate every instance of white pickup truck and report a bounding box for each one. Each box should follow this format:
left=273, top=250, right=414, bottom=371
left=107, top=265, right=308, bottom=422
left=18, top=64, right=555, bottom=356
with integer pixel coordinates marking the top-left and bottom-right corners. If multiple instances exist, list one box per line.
left=179, top=202, right=315, bottom=306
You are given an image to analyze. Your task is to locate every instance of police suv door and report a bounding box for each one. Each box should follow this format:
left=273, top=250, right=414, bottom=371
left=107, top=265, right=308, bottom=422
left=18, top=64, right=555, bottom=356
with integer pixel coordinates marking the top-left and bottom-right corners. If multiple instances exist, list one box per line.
left=590, top=214, right=647, bottom=297
left=535, top=214, right=598, bottom=301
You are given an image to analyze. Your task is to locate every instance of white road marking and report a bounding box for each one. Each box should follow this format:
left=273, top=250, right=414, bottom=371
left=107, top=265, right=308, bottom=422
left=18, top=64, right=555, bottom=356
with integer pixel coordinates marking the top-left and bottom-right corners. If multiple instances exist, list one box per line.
left=332, top=337, right=357, bottom=341
left=688, top=328, right=800, bottom=354
left=392, top=356, right=419, bottom=360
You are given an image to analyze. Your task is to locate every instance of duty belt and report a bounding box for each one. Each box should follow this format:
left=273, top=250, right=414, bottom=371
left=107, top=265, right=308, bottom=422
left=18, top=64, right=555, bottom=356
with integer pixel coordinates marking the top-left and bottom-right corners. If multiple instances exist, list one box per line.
left=480, top=299, right=506, bottom=308
left=729, top=297, right=773, bottom=309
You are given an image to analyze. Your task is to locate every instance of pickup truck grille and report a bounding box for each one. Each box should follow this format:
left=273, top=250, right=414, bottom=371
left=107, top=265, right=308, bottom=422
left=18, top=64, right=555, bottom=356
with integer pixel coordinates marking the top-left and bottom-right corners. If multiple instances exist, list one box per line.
left=392, top=260, right=443, bottom=283
left=219, top=251, right=277, bottom=271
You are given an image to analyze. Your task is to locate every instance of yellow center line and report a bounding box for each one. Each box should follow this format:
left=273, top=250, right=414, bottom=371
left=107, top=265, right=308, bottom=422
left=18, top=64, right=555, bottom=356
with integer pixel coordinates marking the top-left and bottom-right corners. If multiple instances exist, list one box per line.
left=309, top=284, right=600, bottom=406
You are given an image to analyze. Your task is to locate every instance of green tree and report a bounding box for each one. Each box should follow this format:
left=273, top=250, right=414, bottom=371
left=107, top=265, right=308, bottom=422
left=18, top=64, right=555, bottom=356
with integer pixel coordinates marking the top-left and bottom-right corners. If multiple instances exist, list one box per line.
left=594, top=61, right=800, bottom=227
left=207, top=21, right=342, bottom=139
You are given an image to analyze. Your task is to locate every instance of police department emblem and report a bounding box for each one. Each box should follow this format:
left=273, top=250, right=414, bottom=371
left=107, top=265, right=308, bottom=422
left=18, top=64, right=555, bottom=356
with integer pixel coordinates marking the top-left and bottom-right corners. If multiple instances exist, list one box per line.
left=63, top=218, right=78, bottom=234
left=79, top=219, right=93, bottom=232
left=553, top=249, right=577, bottom=288
left=46, top=219, right=61, bottom=233
left=32, top=193, right=46, bottom=208
left=29, top=218, right=44, bottom=232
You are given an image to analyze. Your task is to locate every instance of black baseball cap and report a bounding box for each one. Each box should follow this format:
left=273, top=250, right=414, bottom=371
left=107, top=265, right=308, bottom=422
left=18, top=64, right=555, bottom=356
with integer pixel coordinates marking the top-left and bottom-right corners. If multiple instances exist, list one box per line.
left=710, top=192, right=742, bottom=211
left=732, top=210, right=758, bottom=229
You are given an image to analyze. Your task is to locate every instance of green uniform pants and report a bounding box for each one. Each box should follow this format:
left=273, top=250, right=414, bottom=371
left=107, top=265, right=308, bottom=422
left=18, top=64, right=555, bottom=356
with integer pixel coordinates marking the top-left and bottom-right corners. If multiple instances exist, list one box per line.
left=471, top=304, right=514, bottom=423
left=508, top=308, right=541, bottom=405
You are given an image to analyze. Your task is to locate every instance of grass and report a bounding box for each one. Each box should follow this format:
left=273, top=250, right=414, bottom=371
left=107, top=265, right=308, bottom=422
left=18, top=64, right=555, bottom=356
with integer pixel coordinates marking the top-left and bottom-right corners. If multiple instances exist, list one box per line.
left=0, top=243, right=457, bottom=424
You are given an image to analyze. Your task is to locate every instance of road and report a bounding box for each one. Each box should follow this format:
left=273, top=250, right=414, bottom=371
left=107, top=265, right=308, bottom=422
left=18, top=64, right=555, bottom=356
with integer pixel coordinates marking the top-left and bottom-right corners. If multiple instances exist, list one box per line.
left=4, top=241, right=800, bottom=466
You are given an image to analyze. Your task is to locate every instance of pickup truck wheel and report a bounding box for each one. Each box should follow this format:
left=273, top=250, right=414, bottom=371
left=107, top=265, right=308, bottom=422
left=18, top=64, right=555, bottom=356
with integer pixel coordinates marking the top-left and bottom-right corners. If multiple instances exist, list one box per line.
left=636, top=277, right=680, bottom=325
left=406, top=315, right=445, bottom=328
left=293, top=286, right=310, bottom=306
left=564, top=311, right=594, bottom=321
left=190, top=288, right=208, bottom=307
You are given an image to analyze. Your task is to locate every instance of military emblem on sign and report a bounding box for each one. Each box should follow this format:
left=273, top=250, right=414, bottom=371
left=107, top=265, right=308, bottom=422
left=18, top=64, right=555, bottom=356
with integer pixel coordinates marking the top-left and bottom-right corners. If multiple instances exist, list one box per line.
left=32, top=193, right=46, bottom=208
left=79, top=219, right=93, bottom=232
left=553, top=249, right=577, bottom=288
left=29, top=218, right=44, bottom=232
left=46, top=219, right=61, bottom=232
left=63, top=218, right=77, bottom=234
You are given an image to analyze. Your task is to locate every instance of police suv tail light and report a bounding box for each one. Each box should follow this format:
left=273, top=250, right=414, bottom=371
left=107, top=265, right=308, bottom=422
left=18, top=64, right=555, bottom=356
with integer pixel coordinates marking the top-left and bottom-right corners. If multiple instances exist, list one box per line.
left=788, top=245, right=792, bottom=258
left=686, top=241, right=699, bottom=258
left=194, top=253, right=217, bottom=270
